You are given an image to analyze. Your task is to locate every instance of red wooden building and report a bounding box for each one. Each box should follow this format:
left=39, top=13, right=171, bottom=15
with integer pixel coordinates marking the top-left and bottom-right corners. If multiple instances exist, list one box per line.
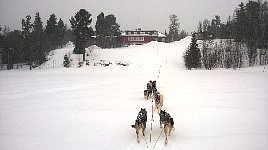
left=120, top=29, right=166, bottom=46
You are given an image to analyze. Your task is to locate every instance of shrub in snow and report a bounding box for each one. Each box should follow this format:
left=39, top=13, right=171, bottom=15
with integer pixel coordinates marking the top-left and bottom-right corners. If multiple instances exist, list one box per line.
left=78, top=62, right=83, bottom=68
left=63, top=54, right=70, bottom=68
left=199, top=39, right=244, bottom=69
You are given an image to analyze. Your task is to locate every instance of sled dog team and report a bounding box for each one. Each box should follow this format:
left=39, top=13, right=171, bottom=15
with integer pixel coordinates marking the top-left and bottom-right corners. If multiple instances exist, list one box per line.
left=132, top=80, right=175, bottom=145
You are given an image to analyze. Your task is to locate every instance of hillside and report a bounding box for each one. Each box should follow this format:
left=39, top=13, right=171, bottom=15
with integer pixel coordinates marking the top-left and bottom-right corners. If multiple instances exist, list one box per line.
left=40, top=37, right=191, bottom=71
left=0, top=37, right=267, bottom=150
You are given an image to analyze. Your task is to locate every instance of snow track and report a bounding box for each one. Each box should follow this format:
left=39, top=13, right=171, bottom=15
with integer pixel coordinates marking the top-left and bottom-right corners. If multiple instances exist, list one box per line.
left=1, top=37, right=268, bottom=150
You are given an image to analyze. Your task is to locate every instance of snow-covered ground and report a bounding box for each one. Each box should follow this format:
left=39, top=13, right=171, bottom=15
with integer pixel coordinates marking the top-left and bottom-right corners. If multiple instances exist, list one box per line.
left=0, top=37, right=267, bottom=150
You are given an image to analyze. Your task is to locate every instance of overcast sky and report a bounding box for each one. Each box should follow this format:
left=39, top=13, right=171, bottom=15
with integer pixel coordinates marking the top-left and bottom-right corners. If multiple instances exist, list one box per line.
left=0, top=0, right=248, bottom=33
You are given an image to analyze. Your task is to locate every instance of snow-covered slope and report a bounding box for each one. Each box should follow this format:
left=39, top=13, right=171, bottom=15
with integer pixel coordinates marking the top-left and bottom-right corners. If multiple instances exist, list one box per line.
left=0, top=37, right=267, bottom=150
left=40, top=36, right=191, bottom=70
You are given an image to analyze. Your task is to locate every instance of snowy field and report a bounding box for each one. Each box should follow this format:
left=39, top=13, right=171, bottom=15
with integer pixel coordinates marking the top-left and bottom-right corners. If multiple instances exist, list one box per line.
left=0, top=37, right=267, bottom=150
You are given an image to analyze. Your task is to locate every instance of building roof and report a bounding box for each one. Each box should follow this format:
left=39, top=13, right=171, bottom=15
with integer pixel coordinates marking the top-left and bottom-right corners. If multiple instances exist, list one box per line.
left=157, top=31, right=166, bottom=38
left=121, top=29, right=166, bottom=38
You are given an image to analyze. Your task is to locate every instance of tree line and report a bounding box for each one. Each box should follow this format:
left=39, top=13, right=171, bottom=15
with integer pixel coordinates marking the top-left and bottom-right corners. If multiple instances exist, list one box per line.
left=0, top=8, right=188, bottom=70
left=70, top=10, right=122, bottom=62
left=0, top=13, right=73, bottom=69
left=0, top=9, right=122, bottom=69
left=188, top=0, right=268, bottom=70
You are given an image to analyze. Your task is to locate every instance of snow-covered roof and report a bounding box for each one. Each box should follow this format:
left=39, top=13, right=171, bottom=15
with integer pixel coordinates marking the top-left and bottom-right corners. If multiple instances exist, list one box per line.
left=157, top=32, right=166, bottom=38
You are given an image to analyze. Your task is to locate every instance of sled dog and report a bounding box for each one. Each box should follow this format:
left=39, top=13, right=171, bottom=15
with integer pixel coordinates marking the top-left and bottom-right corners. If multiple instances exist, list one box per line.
left=159, top=110, right=175, bottom=144
left=131, top=108, right=147, bottom=143
left=146, top=82, right=152, bottom=100
left=155, top=92, right=164, bottom=113
left=144, top=90, right=148, bottom=99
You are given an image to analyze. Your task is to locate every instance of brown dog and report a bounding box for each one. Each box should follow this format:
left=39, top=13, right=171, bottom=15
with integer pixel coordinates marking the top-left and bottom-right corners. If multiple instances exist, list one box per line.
left=159, top=110, right=175, bottom=145
left=131, top=120, right=145, bottom=143
left=164, top=118, right=175, bottom=145
left=154, top=93, right=164, bottom=113
left=131, top=108, right=147, bottom=143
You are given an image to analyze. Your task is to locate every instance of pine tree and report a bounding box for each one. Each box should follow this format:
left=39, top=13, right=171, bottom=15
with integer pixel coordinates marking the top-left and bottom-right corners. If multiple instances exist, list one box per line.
left=184, top=49, right=191, bottom=70
left=104, top=14, right=121, bottom=48
left=22, top=15, right=32, bottom=38
left=225, top=16, right=234, bottom=39
left=259, top=1, right=268, bottom=49
left=2, top=29, right=14, bottom=69
left=32, top=12, right=43, bottom=34
left=95, top=12, right=121, bottom=48
left=46, top=14, right=57, bottom=35
left=22, top=15, right=34, bottom=70
left=45, top=14, right=58, bottom=49
left=95, top=12, right=105, bottom=48
left=234, top=2, right=247, bottom=42
left=70, top=9, right=94, bottom=61
left=32, top=12, right=46, bottom=65
left=58, top=18, right=67, bottom=47
left=1, top=28, right=26, bottom=69
left=184, top=35, right=201, bottom=70
left=245, top=1, right=261, bottom=66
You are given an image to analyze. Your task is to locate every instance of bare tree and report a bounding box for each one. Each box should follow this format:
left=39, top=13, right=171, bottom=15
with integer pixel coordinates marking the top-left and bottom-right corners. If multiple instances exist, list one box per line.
left=168, top=14, right=180, bottom=42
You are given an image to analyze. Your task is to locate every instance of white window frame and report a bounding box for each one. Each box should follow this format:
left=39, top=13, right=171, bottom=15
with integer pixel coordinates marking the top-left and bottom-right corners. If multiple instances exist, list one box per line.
left=128, top=37, right=144, bottom=41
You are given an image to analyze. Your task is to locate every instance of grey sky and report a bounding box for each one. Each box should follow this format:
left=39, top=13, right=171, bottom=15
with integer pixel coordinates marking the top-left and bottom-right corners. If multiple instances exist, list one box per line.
left=0, top=0, right=248, bottom=33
